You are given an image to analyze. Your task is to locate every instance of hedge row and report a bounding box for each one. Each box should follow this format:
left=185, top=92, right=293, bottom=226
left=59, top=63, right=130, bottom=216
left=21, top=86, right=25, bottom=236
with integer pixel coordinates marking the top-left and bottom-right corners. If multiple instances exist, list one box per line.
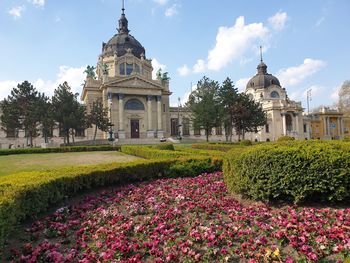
left=0, top=157, right=220, bottom=249
left=121, top=145, right=192, bottom=159
left=192, top=143, right=241, bottom=152
left=223, top=141, right=350, bottom=203
left=0, top=145, right=120, bottom=156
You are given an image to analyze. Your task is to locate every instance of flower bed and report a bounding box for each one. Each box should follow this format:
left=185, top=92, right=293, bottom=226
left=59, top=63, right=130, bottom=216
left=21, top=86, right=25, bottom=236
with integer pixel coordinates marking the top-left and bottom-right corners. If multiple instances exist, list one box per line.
left=6, top=173, right=350, bottom=262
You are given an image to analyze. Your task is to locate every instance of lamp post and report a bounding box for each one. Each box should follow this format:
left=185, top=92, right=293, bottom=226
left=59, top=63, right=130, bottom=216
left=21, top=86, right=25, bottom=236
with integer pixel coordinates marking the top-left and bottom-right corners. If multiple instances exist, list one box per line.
left=108, top=123, right=115, bottom=142
left=177, top=97, right=182, bottom=140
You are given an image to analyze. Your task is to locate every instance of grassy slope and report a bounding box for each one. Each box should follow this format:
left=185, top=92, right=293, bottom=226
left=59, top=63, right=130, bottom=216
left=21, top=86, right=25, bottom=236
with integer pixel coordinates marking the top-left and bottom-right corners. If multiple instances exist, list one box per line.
left=0, top=151, right=141, bottom=177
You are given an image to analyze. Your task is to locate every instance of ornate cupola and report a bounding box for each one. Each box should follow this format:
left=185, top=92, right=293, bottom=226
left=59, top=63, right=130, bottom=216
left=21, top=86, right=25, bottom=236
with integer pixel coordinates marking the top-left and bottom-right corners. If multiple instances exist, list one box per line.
left=246, top=46, right=281, bottom=90
left=118, top=3, right=129, bottom=34
left=101, top=1, right=146, bottom=59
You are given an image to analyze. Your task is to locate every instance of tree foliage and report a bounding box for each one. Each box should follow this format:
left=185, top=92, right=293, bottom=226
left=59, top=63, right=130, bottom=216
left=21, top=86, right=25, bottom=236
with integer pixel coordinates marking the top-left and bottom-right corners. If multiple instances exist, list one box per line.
left=52, top=82, right=87, bottom=145
left=187, top=76, right=221, bottom=141
left=0, top=81, right=45, bottom=146
left=87, top=99, right=110, bottom=140
left=218, top=77, right=238, bottom=141
left=338, top=80, right=350, bottom=116
left=231, top=93, right=267, bottom=140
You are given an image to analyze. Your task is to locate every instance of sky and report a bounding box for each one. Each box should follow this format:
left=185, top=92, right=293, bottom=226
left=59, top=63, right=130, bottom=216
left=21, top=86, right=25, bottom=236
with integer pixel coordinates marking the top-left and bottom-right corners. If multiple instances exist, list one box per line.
left=0, top=0, right=349, bottom=110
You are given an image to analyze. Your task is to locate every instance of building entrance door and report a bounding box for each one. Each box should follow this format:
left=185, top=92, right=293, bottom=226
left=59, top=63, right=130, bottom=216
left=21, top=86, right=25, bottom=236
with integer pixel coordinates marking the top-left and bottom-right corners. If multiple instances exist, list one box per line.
left=131, top=120, right=140, bottom=138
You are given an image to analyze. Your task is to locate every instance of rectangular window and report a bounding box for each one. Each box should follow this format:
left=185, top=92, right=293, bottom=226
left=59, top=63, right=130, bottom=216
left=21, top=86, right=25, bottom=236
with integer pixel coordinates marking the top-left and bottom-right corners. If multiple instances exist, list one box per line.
left=126, top=63, right=133, bottom=75
left=75, top=129, right=85, bottom=137
left=182, top=118, right=190, bottom=136
left=6, top=128, right=17, bottom=138
left=303, top=124, right=307, bottom=133
left=265, top=124, right=269, bottom=133
left=119, top=63, right=125, bottom=75
left=163, top=104, right=166, bottom=112
left=216, top=126, right=223, bottom=135
left=170, top=118, right=178, bottom=136
left=194, top=128, right=201, bottom=136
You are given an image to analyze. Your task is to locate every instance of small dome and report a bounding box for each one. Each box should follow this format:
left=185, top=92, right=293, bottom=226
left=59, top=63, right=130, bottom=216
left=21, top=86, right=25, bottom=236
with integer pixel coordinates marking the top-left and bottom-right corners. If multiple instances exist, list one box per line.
left=101, top=8, right=146, bottom=59
left=246, top=60, right=281, bottom=89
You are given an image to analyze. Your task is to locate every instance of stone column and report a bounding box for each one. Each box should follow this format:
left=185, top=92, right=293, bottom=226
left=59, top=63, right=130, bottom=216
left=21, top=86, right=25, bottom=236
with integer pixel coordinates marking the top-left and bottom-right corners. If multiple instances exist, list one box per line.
left=117, top=93, right=126, bottom=139
left=295, top=113, right=299, bottom=138
left=146, top=95, right=155, bottom=138
left=156, top=95, right=164, bottom=138
left=323, top=116, right=327, bottom=137
left=340, top=117, right=344, bottom=137
left=282, top=113, right=287, bottom=136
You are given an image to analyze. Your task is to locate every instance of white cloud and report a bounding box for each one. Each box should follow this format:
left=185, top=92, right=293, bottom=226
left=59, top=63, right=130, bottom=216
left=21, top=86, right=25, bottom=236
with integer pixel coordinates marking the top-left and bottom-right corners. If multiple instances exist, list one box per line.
left=277, top=58, right=326, bottom=87
left=8, top=6, right=25, bottom=19
left=0, top=65, right=86, bottom=101
left=331, top=85, right=341, bottom=101
left=268, top=11, right=288, bottom=30
left=27, top=0, right=45, bottom=8
left=177, top=64, right=190, bottom=76
left=153, top=0, right=168, bottom=5
left=151, top=58, right=166, bottom=79
left=165, top=4, right=178, bottom=17
left=235, top=77, right=251, bottom=92
left=207, top=16, right=269, bottom=71
left=289, top=85, right=324, bottom=103
left=193, top=59, right=206, bottom=73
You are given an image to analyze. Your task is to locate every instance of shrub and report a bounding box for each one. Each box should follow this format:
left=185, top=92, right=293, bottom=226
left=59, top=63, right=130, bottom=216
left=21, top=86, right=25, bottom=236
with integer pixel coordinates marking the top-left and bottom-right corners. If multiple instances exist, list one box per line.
left=277, top=135, right=295, bottom=142
left=223, top=141, right=350, bottom=204
left=0, top=145, right=120, bottom=156
left=153, top=143, right=175, bottom=151
left=239, top=140, right=252, bottom=146
left=0, top=156, right=221, bottom=249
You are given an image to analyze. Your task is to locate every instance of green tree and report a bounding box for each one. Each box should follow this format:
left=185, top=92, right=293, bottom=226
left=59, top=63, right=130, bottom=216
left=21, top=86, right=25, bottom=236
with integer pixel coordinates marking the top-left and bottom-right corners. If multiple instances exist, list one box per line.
left=52, top=82, right=87, bottom=145
left=37, top=96, right=55, bottom=143
left=186, top=76, right=221, bottom=142
left=1, top=81, right=44, bottom=146
left=231, top=93, right=267, bottom=140
left=0, top=99, right=21, bottom=138
left=218, top=77, right=238, bottom=142
left=87, top=99, right=110, bottom=140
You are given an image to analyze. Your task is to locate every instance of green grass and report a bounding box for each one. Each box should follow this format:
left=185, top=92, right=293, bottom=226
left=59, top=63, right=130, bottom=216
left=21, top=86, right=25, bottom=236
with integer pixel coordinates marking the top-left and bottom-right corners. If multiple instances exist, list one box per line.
left=0, top=151, right=142, bottom=177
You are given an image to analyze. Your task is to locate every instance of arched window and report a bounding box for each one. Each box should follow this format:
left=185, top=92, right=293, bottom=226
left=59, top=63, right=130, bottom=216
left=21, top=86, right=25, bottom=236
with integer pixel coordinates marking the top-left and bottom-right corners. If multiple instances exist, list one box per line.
left=124, top=99, right=145, bottom=110
left=270, top=91, right=280, bottom=98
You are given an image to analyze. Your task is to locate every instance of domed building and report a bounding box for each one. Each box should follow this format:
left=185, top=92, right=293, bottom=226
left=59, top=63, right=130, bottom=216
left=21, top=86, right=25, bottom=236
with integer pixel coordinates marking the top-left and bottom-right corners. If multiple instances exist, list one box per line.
left=81, top=5, right=171, bottom=141
left=245, top=55, right=310, bottom=141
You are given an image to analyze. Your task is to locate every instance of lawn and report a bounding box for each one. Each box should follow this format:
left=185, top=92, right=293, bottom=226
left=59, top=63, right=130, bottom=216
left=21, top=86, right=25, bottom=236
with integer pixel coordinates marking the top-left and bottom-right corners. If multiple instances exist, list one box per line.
left=0, top=151, right=142, bottom=177
left=6, top=172, right=350, bottom=262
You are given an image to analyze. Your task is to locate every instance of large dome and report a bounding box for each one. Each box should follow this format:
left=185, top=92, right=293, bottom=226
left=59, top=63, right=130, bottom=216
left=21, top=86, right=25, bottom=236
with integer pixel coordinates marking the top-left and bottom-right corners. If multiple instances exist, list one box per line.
left=102, top=33, right=146, bottom=59
left=101, top=8, right=146, bottom=59
left=246, top=61, right=281, bottom=89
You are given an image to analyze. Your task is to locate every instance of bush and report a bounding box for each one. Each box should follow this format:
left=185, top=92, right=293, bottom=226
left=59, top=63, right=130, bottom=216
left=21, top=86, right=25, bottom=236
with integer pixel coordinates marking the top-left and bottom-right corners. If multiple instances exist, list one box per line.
left=223, top=141, right=350, bottom=204
left=152, top=143, right=175, bottom=151
left=0, top=156, right=221, bottom=249
left=0, top=145, right=120, bottom=156
left=277, top=135, right=295, bottom=142
left=239, top=140, right=252, bottom=146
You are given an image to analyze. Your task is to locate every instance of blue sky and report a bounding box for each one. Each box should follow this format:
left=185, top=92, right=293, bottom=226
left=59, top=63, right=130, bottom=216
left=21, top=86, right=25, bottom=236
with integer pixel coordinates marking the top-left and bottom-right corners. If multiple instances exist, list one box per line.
left=0, top=0, right=349, bottom=110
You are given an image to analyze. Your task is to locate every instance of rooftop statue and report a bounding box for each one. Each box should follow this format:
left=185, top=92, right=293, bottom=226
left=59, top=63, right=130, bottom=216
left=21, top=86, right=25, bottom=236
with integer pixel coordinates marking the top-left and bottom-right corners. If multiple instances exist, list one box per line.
left=100, top=63, right=109, bottom=75
left=84, top=65, right=96, bottom=79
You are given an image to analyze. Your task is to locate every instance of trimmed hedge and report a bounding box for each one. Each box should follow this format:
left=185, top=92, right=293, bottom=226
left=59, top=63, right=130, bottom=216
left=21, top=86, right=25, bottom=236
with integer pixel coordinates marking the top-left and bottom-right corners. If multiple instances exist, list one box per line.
left=0, top=156, right=220, bottom=249
left=223, top=141, right=350, bottom=204
left=277, top=135, right=295, bottom=142
left=121, top=145, right=190, bottom=159
left=0, top=145, right=120, bottom=156
left=152, top=143, right=175, bottom=151
left=192, top=143, right=241, bottom=152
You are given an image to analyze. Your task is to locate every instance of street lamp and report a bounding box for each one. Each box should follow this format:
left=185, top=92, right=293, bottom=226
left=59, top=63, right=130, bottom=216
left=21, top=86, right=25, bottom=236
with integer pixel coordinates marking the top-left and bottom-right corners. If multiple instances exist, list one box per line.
left=107, top=123, right=115, bottom=142
left=177, top=97, right=182, bottom=140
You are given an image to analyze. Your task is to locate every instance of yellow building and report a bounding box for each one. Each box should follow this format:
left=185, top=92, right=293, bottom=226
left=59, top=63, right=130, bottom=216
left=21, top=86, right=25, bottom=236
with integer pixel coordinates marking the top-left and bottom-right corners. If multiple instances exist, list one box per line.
left=310, top=107, right=347, bottom=140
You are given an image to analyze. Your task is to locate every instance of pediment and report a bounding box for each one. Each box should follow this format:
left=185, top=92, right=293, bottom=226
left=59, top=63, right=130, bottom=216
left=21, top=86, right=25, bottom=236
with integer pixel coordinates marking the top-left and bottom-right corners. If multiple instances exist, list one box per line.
left=106, top=76, right=163, bottom=90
